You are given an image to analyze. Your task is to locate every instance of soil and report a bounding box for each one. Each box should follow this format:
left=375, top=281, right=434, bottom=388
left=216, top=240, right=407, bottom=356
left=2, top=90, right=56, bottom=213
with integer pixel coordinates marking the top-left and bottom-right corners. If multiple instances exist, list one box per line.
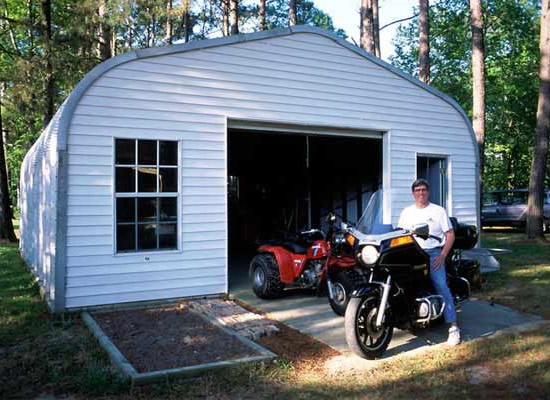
left=92, top=301, right=340, bottom=375
left=93, top=306, right=261, bottom=373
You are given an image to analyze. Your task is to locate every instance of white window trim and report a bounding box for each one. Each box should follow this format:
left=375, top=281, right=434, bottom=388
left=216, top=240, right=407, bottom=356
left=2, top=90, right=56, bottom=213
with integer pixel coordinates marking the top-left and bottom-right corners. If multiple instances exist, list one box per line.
left=112, top=138, right=182, bottom=256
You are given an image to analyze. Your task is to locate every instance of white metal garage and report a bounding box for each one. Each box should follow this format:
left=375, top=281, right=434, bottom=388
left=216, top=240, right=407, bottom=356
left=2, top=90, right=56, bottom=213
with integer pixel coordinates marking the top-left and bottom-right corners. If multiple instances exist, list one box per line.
left=19, top=26, right=479, bottom=312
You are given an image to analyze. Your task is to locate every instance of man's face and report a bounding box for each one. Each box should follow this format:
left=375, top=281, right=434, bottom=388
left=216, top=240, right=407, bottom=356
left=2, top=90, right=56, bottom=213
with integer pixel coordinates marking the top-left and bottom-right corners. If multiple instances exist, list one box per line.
left=413, top=184, right=429, bottom=206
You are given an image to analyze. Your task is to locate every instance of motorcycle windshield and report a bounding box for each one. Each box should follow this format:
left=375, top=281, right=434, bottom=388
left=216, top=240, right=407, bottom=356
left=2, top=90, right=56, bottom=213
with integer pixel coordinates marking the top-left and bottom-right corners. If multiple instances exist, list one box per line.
left=356, top=189, right=384, bottom=235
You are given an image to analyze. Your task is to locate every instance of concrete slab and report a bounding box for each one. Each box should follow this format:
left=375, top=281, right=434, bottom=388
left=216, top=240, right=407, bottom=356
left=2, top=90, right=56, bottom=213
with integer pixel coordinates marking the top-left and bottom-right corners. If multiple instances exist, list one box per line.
left=230, top=283, right=543, bottom=360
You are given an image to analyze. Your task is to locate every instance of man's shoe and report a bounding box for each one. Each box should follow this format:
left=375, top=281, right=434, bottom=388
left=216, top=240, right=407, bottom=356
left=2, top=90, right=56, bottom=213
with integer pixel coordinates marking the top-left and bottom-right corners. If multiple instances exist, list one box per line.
left=447, top=326, right=461, bottom=346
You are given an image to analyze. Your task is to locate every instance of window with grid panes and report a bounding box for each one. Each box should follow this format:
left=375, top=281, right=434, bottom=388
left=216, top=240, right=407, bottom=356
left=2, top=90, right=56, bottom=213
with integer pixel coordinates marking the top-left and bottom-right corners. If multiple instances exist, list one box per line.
left=115, top=139, right=178, bottom=253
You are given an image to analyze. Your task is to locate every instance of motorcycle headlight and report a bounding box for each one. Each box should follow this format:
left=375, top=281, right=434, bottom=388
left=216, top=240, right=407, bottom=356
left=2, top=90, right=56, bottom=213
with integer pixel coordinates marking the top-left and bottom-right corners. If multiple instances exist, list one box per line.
left=360, top=245, right=379, bottom=265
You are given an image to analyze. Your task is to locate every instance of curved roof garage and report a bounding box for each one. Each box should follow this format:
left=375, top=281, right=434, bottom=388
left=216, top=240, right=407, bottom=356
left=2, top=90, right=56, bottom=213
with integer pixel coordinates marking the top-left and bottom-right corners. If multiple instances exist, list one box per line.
left=19, top=26, right=479, bottom=312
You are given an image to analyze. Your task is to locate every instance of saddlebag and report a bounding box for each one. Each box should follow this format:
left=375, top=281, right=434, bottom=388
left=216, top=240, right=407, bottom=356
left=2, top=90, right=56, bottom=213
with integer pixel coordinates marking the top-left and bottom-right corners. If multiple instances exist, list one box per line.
left=450, top=217, right=479, bottom=250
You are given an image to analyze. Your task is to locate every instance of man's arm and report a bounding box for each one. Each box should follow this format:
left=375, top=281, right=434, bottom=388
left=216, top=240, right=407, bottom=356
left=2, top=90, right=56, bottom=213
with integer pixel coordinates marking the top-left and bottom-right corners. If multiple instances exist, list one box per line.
left=432, top=229, right=455, bottom=269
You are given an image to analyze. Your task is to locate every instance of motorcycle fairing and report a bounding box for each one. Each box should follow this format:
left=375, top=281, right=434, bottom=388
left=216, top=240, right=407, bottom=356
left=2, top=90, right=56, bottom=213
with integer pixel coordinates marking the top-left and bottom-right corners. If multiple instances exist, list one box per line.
left=258, top=245, right=306, bottom=283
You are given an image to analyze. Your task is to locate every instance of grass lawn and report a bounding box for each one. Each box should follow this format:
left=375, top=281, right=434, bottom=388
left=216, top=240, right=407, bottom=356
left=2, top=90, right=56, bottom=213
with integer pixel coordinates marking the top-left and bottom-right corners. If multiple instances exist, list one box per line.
left=1, top=233, right=550, bottom=399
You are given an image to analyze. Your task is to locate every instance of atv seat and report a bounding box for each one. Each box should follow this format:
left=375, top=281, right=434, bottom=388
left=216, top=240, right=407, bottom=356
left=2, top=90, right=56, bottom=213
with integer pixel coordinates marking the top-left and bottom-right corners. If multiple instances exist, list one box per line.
left=282, top=240, right=309, bottom=254
left=256, top=239, right=309, bottom=254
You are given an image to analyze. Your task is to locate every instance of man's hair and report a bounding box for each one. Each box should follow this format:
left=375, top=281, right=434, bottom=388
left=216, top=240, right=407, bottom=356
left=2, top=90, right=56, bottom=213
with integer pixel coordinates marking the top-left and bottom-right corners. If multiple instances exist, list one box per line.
left=411, top=178, right=430, bottom=192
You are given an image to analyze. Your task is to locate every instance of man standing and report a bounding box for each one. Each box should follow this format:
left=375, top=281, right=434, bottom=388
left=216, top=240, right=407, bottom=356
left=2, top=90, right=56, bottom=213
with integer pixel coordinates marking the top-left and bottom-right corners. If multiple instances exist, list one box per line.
left=398, top=178, right=461, bottom=346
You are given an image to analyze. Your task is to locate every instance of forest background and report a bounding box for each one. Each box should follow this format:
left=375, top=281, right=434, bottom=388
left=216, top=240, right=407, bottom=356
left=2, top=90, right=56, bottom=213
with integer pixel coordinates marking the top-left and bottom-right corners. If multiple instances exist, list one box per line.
left=0, top=0, right=546, bottom=221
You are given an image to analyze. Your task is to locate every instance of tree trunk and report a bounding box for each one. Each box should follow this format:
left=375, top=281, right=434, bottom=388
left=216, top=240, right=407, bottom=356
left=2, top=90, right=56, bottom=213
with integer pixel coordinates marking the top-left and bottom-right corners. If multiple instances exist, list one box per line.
left=221, top=0, right=229, bottom=36
left=360, top=0, right=375, bottom=53
left=41, top=0, right=54, bottom=127
left=526, top=0, right=550, bottom=239
left=28, top=0, right=35, bottom=53
left=165, top=0, right=173, bottom=45
left=98, top=0, right=113, bottom=60
left=183, top=0, right=190, bottom=42
left=146, top=9, right=152, bottom=47
left=229, top=0, right=239, bottom=35
left=0, top=88, right=17, bottom=242
left=259, top=0, right=266, bottom=30
left=372, top=0, right=380, bottom=57
left=418, top=0, right=430, bottom=83
left=289, top=0, right=297, bottom=26
left=470, top=0, right=486, bottom=210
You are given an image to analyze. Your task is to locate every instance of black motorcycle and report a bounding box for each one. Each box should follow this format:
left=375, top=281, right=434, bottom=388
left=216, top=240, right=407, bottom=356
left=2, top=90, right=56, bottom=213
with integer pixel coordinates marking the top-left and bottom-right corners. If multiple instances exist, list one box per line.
left=342, top=216, right=481, bottom=359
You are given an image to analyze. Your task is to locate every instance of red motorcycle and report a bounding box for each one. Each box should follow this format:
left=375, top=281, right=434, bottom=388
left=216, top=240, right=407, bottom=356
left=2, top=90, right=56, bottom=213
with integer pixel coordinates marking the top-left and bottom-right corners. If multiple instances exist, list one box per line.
left=249, top=217, right=369, bottom=316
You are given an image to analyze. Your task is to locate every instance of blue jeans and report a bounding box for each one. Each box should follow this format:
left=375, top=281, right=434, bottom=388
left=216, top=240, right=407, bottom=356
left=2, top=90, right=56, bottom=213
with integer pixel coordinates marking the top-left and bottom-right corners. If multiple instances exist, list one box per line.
left=425, top=247, right=457, bottom=324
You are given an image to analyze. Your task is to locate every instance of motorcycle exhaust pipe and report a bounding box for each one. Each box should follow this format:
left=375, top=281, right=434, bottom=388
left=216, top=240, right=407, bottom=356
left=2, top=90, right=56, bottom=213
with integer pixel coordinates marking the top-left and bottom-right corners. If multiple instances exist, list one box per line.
left=376, top=276, right=391, bottom=327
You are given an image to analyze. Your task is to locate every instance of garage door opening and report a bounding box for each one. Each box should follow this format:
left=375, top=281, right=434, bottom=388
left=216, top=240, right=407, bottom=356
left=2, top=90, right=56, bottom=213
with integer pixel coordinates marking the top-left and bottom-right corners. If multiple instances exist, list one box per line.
left=227, top=128, right=383, bottom=290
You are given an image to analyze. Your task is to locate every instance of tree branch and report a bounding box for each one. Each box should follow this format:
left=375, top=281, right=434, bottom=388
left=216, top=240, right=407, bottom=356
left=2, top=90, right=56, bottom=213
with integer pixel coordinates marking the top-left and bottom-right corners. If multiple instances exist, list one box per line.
left=380, top=14, right=417, bottom=31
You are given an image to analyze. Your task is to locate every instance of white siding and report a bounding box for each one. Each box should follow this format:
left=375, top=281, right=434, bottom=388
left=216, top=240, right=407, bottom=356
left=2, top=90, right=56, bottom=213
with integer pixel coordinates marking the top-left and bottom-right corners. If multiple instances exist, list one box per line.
left=19, top=105, right=62, bottom=309
left=62, top=32, right=477, bottom=308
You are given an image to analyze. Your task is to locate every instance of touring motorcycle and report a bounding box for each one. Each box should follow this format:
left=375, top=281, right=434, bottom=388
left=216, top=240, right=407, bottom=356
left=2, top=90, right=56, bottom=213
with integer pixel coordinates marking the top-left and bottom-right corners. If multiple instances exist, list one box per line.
left=342, top=214, right=481, bottom=359
left=249, top=216, right=368, bottom=316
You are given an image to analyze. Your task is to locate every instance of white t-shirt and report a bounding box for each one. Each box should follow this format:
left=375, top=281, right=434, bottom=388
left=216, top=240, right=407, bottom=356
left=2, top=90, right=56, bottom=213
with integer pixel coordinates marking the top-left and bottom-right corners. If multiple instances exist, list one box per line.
left=397, top=203, right=452, bottom=249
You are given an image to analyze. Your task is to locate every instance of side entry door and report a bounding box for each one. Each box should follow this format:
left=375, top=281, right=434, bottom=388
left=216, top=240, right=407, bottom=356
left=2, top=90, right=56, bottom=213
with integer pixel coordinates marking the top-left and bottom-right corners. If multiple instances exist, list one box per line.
left=417, top=156, right=448, bottom=210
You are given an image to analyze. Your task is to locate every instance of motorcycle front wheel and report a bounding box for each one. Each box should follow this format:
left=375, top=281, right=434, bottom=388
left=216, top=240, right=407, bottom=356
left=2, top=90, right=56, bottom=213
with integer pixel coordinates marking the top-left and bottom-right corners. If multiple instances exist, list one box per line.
left=344, top=296, right=393, bottom=359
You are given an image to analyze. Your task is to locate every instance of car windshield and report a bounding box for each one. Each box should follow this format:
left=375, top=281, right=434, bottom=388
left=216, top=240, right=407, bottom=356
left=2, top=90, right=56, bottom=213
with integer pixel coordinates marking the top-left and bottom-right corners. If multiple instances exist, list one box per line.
left=500, top=191, right=528, bottom=205
left=483, top=192, right=499, bottom=206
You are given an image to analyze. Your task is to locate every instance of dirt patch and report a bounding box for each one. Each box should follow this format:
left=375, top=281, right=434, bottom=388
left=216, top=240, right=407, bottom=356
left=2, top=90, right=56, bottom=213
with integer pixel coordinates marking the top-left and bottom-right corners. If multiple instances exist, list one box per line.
left=93, top=305, right=261, bottom=373
left=257, top=321, right=340, bottom=371
left=91, top=299, right=340, bottom=376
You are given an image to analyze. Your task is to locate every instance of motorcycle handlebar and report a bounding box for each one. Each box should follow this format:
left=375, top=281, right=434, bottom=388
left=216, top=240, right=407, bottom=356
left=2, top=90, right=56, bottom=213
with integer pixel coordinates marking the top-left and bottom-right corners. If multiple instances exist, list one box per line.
left=411, top=230, right=443, bottom=243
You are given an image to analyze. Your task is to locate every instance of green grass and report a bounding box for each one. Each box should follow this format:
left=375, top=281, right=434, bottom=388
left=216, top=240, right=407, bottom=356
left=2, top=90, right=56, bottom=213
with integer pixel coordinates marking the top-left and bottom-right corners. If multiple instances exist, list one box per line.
left=480, top=231, right=550, bottom=318
left=0, top=244, right=126, bottom=399
left=1, top=235, right=550, bottom=399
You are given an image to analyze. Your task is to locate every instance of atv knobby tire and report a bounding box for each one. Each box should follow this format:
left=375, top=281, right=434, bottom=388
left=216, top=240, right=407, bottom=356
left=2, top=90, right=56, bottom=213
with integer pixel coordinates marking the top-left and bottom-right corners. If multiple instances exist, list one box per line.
left=249, top=253, right=284, bottom=299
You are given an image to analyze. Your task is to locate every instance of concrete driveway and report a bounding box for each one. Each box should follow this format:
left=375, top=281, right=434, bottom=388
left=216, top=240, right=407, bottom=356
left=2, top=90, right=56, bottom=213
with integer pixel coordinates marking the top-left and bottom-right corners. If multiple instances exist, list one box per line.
left=229, top=259, right=543, bottom=360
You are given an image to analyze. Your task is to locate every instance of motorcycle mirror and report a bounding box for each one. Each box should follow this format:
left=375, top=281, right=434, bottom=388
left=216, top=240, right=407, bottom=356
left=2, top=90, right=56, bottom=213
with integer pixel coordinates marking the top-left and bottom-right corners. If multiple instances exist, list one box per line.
left=412, top=223, right=429, bottom=237
left=327, top=212, right=337, bottom=223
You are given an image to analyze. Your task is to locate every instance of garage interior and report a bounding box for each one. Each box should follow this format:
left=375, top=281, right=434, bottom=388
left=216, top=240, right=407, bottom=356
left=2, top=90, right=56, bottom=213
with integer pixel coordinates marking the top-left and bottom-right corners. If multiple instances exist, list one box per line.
left=227, top=128, right=383, bottom=289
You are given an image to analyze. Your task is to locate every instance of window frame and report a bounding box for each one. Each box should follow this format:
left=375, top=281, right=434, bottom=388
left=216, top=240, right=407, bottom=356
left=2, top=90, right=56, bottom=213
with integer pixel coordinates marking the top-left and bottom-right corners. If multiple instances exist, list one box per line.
left=113, top=138, right=181, bottom=255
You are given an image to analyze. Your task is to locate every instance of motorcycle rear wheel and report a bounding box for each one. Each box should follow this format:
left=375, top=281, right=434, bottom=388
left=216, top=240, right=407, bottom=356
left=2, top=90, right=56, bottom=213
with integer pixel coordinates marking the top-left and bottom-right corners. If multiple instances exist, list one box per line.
left=345, top=296, right=393, bottom=359
left=249, top=253, right=284, bottom=299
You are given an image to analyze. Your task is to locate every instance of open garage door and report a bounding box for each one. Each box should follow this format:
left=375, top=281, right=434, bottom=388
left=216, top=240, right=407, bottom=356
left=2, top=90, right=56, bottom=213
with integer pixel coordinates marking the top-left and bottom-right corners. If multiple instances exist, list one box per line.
left=227, top=125, right=383, bottom=290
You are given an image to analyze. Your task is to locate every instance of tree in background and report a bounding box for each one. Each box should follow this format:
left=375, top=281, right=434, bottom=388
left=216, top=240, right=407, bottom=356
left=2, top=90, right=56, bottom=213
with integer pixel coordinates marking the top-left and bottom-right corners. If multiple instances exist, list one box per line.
left=360, top=0, right=375, bottom=53
left=289, top=0, right=297, bottom=25
left=526, top=0, right=550, bottom=239
left=0, top=91, right=16, bottom=242
left=391, top=0, right=541, bottom=191
left=469, top=0, right=486, bottom=204
left=99, top=0, right=114, bottom=58
left=259, top=0, right=266, bottom=30
left=372, top=0, right=380, bottom=57
left=263, top=0, right=346, bottom=37
left=229, top=0, right=239, bottom=34
left=0, top=0, right=348, bottom=228
left=418, top=0, right=430, bottom=83
left=40, top=0, right=55, bottom=126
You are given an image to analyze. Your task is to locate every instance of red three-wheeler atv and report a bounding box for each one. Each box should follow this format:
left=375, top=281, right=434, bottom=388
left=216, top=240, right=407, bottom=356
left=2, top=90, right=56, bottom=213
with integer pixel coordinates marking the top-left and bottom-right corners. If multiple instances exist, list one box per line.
left=249, top=216, right=369, bottom=316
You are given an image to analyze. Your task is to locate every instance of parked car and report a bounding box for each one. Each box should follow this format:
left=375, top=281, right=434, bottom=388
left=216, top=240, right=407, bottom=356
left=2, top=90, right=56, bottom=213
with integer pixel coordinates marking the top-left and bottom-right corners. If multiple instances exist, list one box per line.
left=481, top=189, right=550, bottom=232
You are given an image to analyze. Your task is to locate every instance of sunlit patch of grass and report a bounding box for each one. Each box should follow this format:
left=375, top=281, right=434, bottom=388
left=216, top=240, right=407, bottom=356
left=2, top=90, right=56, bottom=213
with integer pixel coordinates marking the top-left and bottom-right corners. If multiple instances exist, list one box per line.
left=478, top=232, right=550, bottom=318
